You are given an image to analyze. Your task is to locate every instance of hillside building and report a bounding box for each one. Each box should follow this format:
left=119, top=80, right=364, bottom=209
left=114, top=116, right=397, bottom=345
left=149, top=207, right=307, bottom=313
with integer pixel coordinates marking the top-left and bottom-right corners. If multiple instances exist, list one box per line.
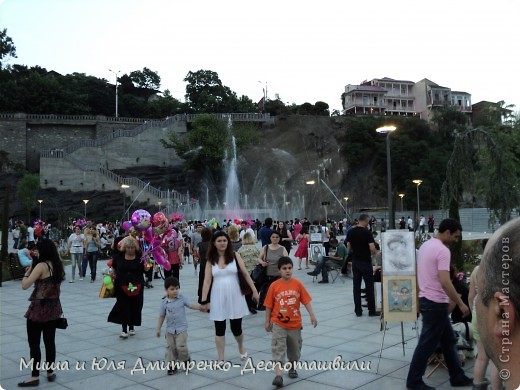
left=342, top=77, right=472, bottom=122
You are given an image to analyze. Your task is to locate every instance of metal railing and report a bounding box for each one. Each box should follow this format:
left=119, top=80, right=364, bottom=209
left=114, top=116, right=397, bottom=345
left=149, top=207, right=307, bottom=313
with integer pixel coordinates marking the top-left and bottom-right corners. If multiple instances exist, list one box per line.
left=0, top=113, right=146, bottom=122
left=99, top=167, right=188, bottom=204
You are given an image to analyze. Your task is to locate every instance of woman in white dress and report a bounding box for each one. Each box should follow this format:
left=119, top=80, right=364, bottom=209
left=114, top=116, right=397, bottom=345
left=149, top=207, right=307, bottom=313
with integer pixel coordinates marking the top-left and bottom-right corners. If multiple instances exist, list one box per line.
left=200, top=230, right=259, bottom=362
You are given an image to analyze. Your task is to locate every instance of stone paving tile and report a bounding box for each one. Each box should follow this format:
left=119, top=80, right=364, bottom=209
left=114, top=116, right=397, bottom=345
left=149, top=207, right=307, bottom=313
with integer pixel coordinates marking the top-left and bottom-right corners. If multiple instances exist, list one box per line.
left=1, top=234, right=476, bottom=389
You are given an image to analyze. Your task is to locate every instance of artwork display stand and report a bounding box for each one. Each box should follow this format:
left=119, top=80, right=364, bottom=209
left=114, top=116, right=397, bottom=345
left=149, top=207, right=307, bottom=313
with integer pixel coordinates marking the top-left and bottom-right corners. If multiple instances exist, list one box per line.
left=376, top=230, right=419, bottom=373
left=309, top=224, right=325, bottom=264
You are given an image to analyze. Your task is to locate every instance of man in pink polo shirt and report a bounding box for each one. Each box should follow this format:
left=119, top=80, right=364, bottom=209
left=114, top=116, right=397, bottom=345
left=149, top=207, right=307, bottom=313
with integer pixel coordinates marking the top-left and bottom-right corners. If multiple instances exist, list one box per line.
left=406, top=219, right=472, bottom=390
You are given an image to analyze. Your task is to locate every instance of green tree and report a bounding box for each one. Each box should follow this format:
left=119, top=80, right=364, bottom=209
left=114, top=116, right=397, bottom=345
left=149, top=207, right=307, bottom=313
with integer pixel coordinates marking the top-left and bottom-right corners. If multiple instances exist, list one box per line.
left=314, top=101, right=330, bottom=116
left=147, top=90, right=186, bottom=118
left=0, top=28, right=17, bottom=69
left=161, top=114, right=259, bottom=184
left=15, top=174, right=40, bottom=222
left=0, top=183, right=10, bottom=285
left=184, top=70, right=254, bottom=114
left=129, top=67, right=161, bottom=90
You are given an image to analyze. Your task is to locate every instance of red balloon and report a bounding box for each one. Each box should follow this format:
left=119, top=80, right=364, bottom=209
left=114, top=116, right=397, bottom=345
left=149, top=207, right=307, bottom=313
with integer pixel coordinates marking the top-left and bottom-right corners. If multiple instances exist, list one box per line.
left=153, top=212, right=168, bottom=235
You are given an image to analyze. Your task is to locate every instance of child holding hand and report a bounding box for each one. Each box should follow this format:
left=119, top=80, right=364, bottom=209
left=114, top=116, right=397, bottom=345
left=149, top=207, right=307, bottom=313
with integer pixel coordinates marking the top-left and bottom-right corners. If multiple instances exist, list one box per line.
left=157, top=277, right=201, bottom=375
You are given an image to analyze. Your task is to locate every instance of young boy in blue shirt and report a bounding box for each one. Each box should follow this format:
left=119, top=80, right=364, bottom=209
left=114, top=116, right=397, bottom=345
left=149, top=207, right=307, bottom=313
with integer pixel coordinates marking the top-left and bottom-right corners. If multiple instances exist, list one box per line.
left=157, top=277, right=201, bottom=375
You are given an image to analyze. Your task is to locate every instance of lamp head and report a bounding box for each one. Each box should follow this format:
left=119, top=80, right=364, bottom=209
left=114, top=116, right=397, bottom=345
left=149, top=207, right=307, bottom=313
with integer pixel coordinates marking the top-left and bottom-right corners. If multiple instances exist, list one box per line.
left=412, top=179, right=423, bottom=186
left=376, top=125, right=397, bottom=134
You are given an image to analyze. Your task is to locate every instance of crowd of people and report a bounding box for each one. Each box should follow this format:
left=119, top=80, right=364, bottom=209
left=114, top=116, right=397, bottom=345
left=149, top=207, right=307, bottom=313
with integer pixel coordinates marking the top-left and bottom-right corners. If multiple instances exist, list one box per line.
left=14, top=213, right=520, bottom=389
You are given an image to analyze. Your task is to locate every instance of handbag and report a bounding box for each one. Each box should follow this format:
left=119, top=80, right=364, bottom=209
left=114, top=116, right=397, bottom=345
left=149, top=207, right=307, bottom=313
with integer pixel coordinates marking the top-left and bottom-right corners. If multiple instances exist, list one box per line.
left=55, top=316, right=68, bottom=330
left=251, top=264, right=267, bottom=284
left=121, top=283, right=141, bottom=297
left=235, top=259, right=251, bottom=295
left=99, top=283, right=115, bottom=299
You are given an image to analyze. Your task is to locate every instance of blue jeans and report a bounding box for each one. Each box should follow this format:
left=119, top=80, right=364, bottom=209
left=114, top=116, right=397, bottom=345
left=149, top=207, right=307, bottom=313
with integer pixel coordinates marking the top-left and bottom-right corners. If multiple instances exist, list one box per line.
left=406, top=297, right=465, bottom=389
left=352, top=260, right=375, bottom=315
left=85, top=251, right=99, bottom=281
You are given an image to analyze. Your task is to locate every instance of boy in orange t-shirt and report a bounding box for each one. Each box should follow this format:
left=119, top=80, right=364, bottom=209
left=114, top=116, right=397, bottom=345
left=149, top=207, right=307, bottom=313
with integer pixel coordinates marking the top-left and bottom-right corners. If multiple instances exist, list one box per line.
left=264, top=256, right=317, bottom=388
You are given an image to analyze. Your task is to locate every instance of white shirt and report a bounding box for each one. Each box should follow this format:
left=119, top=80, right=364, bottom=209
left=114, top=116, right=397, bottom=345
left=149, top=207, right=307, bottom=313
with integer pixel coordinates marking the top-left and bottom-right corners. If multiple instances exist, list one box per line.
left=27, top=226, right=35, bottom=242
left=239, top=227, right=256, bottom=242
left=68, top=233, right=85, bottom=253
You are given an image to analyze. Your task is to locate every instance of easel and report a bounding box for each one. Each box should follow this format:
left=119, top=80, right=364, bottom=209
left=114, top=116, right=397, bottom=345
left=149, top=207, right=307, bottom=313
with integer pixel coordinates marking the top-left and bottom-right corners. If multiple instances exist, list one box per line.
left=377, top=318, right=419, bottom=373
left=376, top=231, right=419, bottom=373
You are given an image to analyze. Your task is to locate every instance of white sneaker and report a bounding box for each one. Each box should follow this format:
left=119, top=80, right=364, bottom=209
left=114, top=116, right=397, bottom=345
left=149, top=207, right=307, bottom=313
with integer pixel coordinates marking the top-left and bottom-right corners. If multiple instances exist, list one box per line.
left=128, top=329, right=136, bottom=336
left=119, top=332, right=128, bottom=339
left=69, top=280, right=74, bottom=283
left=79, top=277, right=84, bottom=281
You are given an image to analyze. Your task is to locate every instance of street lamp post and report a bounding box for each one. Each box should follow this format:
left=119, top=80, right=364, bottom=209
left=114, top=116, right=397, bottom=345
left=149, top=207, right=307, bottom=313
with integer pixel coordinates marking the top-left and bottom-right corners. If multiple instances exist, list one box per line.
left=376, top=125, right=397, bottom=229
left=121, top=184, right=130, bottom=220
left=398, top=193, right=405, bottom=212
left=82, top=199, right=89, bottom=219
left=109, top=69, right=121, bottom=118
left=412, top=179, right=423, bottom=226
left=258, top=81, right=267, bottom=113
left=37, top=199, right=43, bottom=220
left=343, top=197, right=349, bottom=218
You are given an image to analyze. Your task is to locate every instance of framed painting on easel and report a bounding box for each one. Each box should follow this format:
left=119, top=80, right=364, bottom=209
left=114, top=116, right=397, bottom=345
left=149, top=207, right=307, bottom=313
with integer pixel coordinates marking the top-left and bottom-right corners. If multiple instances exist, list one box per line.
left=382, top=275, right=417, bottom=323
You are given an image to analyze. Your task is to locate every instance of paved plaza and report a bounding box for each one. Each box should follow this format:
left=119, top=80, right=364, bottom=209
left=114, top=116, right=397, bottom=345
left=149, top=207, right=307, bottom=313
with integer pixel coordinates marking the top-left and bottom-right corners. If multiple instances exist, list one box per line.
left=1, top=235, right=478, bottom=390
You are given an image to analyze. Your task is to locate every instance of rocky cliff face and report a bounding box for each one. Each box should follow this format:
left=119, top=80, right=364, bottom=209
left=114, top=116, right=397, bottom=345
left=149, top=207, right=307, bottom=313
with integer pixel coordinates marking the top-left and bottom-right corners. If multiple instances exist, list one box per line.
left=1, top=115, right=386, bottom=224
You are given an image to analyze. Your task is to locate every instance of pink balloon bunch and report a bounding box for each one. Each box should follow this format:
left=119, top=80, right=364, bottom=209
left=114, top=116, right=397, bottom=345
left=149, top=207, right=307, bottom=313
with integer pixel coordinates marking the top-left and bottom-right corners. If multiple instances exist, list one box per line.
left=169, top=212, right=184, bottom=222
left=132, top=209, right=179, bottom=271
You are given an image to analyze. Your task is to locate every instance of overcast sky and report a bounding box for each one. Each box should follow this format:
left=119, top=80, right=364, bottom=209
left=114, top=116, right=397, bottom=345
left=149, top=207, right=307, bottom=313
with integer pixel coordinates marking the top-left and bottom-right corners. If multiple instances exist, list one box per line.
left=1, top=0, right=519, bottom=113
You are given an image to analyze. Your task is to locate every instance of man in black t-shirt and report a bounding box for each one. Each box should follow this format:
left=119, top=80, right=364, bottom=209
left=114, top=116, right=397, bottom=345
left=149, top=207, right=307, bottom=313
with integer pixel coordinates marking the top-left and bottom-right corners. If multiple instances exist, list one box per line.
left=347, top=214, right=378, bottom=317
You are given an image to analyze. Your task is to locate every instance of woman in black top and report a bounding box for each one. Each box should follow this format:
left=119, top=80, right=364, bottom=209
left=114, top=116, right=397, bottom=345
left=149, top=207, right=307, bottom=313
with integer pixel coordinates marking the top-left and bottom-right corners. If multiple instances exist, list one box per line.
left=19, top=239, right=65, bottom=387
left=108, top=236, right=145, bottom=339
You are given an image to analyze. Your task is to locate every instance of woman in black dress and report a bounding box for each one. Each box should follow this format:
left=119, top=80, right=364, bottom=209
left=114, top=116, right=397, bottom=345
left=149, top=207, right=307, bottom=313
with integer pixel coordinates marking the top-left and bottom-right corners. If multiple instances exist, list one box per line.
left=108, top=236, right=145, bottom=338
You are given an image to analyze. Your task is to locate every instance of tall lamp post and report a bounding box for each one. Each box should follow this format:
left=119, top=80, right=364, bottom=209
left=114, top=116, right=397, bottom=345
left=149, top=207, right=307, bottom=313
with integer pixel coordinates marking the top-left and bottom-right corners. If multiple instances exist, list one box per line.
left=412, top=179, right=423, bottom=224
left=398, top=193, right=405, bottom=212
left=37, top=199, right=43, bottom=220
left=82, top=199, right=89, bottom=219
left=258, top=81, right=267, bottom=113
left=343, top=197, right=349, bottom=218
left=376, top=125, right=397, bottom=229
left=121, top=184, right=130, bottom=220
left=109, top=69, right=121, bottom=118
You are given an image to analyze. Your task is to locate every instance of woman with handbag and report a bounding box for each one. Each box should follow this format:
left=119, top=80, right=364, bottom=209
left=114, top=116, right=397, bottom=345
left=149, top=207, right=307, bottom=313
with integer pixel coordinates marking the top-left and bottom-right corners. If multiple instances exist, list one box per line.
left=107, top=236, right=145, bottom=339
left=200, top=230, right=259, bottom=362
left=19, top=238, right=65, bottom=387
left=256, top=230, right=288, bottom=311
